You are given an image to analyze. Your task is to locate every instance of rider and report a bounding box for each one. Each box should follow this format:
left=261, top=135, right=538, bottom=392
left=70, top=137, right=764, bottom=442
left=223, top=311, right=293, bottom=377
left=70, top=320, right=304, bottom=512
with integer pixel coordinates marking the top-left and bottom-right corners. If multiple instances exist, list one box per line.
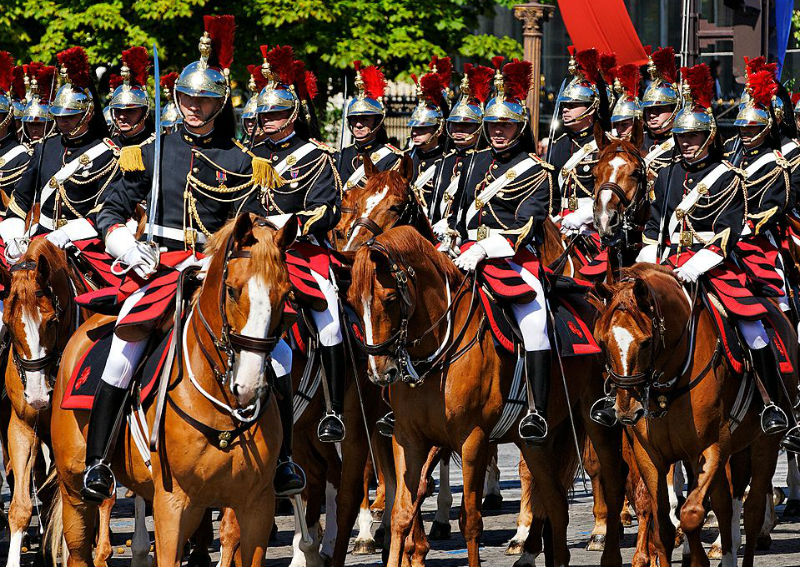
left=240, top=62, right=268, bottom=146
left=336, top=61, right=401, bottom=191
left=640, top=47, right=680, bottom=177
left=608, top=63, right=641, bottom=142
left=80, top=16, right=296, bottom=502
left=0, top=52, right=33, bottom=206
left=429, top=63, right=493, bottom=233
left=241, top=44, right=345, bottom=460
left=159, top=72, right=183, bottom=135
left=0, top=48, right=116, bottom=263
left=19, top=63, right=56, bottom=145
left=406, top=56, right=450, bottom=212
left=450, top=58, right=555, bottom=443
left=108, top=47, right=154, bottom=150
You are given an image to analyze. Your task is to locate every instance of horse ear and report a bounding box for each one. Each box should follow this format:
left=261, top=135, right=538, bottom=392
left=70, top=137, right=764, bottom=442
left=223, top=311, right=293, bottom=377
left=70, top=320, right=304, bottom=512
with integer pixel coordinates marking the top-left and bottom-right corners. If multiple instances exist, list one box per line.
left=362, top=152, right=378, bottom=179
left=398, top=154, right=414, bottom=183
left=275, top=214, right=298, bottom=249
left=632, top=277, right=651, bottom=308
left=594, top=281, right=614, bottom=304
left=36, top=254, right=51, bottom=287
left=233, top=213, right=256, bottom=248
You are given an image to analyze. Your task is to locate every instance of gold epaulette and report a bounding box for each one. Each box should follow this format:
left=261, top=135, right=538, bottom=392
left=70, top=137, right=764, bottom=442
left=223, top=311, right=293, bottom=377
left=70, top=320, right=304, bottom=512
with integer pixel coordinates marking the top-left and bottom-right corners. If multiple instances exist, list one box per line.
left=721, top=160, right=745, bottom=178
left=119, top=145, right=145, bottom=172
left=529, top=152, right=555, bottom=170
left=233, top=139, right=249, bottom=153
left=252, top=156, right=286, bottom=189
left=310, top=138, right=335, bottom=153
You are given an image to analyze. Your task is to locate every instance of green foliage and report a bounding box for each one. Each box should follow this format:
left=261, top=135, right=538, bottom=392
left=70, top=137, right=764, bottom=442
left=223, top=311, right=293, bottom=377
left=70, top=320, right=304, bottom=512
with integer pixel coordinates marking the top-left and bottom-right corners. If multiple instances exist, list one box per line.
left=793, top=9, right=800, bottom=47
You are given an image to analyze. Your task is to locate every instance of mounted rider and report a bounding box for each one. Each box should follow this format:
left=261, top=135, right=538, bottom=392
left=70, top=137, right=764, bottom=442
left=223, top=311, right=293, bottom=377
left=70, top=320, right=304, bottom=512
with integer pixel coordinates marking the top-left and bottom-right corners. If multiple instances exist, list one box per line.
left=608, top=63, right=642, bottom=143
left=0, top=52, right=33, bottom=205
left=239, top=44, right=348, bottom=452
left=336, top=61, right=401, bottom=191
left=641, top=47, right=680, bottom=179
left=108, top=46, right=155, bottom=150
left=240, top=62, right=268, bottom=147
left=429, top=63, right=492, bottom=233
left=450, top=57, right=555, bottom=443
left=406, top=56, right=451, bottom=212
left=159, top=72, right=182, bottom=135
left=19, top=63, right=57, bottom=145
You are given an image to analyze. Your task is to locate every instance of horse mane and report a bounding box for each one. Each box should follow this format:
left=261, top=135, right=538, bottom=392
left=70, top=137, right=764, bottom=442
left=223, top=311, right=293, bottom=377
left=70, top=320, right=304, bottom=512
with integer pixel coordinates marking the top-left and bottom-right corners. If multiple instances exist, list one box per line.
left=6, top=239, right=70, bottom=313
left=350, top=225, right=462, bottom=302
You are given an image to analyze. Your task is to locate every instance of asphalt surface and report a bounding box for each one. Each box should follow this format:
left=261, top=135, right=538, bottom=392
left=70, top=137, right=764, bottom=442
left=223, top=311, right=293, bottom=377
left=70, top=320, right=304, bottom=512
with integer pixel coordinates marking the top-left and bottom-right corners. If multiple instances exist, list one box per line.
left=4, top=444, right=800, bottom=566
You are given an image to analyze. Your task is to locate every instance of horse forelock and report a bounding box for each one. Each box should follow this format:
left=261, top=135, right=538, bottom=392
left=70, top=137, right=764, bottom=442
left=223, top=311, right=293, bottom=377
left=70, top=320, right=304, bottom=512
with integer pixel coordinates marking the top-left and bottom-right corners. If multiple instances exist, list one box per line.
left=598, top=264, right=678, bottom=335
left=364, top=169, right=409, bottom=201
left=6, top=239, right=69, bottom=318
left=596, top=138, right=642, bottom=166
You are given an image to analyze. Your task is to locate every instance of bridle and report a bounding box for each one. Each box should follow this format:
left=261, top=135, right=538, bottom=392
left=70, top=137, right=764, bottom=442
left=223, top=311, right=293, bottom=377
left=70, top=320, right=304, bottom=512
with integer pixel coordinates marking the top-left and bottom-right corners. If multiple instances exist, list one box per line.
left=8, top=260, right=69, bottom=389
left=595, top=146, right=648, bottom=253
left=342, top=195, right=420, bottom=244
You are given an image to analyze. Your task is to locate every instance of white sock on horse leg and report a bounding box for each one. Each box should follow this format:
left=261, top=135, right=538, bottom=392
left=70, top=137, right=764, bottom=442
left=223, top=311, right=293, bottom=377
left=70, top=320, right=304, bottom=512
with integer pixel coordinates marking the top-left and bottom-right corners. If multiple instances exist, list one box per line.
left=736, top=320, right=769, bottom=351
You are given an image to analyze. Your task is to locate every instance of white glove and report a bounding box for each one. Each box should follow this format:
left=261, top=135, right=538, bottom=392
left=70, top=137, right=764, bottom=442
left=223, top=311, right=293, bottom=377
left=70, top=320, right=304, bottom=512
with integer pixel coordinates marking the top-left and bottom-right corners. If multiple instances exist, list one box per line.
left=454, top=243, right=487, bottom=272
left=432, top=218, right=450, bottom=240
left=46, top=229, right=72, bottom=249
left=673, top=248, right=723, bottom=283
left=636, top=244, right=658, bottom=264
left=119, top=242, right=160, bottom=279
left=194, top=255, right=212, bottom=281
left=560, top=203, right=594, bottom=234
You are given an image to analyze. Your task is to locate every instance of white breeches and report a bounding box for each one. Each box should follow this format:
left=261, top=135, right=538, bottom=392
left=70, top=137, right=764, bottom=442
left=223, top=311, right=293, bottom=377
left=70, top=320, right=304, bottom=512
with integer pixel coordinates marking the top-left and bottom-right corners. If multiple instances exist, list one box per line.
left=310, top=269, right=343, bottom=347
left=737, top=319, right=770, bottom=351
left=508, top=261, right=551, bottom=352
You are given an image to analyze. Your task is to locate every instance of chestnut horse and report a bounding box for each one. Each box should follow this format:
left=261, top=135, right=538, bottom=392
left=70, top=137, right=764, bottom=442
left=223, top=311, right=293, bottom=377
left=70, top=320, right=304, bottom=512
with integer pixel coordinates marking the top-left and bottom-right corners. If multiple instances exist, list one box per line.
left=349, top=226, right=626, bottom=566
left=50, top=213, right=294, bottom=565
left=594, top=264, right=795, bottom=565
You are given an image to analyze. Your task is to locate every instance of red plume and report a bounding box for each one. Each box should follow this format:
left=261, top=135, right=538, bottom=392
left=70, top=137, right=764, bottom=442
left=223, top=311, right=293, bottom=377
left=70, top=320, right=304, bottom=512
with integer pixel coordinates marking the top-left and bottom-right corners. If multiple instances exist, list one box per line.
left=203, top=14, right=235, bottom=70
left=503, top=59, right=532, bottom=101
left=491, top=56, right=504, bottom=71
left=744, top=56, right=766, bottom=77
left=420, top=72, right=445, bottom=105
left=292, top=60, right=318, bottom=101
left=430, top=56, right=452, bottom=87
left=613, top=64, right=640, bottom=98
left=160, top=71, right=179, bottom=95
left=26, top=62, right=44, bottom=83
left=0, top=52, right=13, bottom=93
left=681, top=63, right=713, bottom=109
left=57, top=47, right=91, bottom=89
left=360, top=65, right=386, bottom=99
left=122, top=46, right=149, bottom=87
left=410, top=73, right=418, bottom=86
left=265, top=45, right=295, bottom=83
left=792, top=93, right=800, bottom=106
left=108, top=74, right=123, bottom=91
left=353, top=60, right=361, bottom=72
left=465, top=63, right=493, bottom=104
left=644, top=45, right=652, bottom=57
left=11, top=66, right=25, bottom=99
left=599, top=52, right=617, bottom=84
left=303, top=70, right=318, bottom=101
left=575, top=48, right=600, bottom=85
left=247, top=64, right=268, bottom=92
left=652, top=47, right=677, bottom=84
left=567, top=45, right=576, bottom=57
left=36, top=66, right=56, bottom=103
left=748, top=69, right=777, bottom=108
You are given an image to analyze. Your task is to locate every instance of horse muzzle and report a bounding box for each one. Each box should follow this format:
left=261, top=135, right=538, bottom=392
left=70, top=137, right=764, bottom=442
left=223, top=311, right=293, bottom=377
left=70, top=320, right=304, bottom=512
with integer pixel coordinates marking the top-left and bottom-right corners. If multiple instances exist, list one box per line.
left=618, top=406, right=645, bottom=426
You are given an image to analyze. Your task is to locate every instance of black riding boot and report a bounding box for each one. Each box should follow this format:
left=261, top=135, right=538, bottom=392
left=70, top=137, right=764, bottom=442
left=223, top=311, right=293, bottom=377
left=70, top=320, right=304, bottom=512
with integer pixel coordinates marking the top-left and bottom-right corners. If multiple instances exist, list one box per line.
left=590, top=392, right=618, bottom=427
left=274, top=374, right=306, bottom=497
left=518, top=350, right=550, bottom=444
left=318, top=343, right=346, bottom=442
left=82, top=382, right=127, bottom=503
left=752, top=346, right=789, bottom=435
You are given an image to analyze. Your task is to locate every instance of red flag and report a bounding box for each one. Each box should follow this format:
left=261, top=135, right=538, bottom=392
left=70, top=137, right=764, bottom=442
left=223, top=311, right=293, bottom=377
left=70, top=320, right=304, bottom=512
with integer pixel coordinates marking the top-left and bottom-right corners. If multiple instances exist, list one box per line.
left=557, top=0, right=647, bottom=66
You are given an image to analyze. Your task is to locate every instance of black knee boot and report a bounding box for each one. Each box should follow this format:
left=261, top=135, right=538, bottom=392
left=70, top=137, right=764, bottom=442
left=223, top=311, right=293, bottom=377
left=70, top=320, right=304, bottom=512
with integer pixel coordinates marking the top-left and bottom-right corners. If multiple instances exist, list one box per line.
left=752, top=346, right=789, bottom=435
left=82, top=382, right=128, bottom=503
left=317, top=343, right=346, bottom=442
left=518, top=350, right=550, bottom=444
left=273, top=374, right=305, bottom=496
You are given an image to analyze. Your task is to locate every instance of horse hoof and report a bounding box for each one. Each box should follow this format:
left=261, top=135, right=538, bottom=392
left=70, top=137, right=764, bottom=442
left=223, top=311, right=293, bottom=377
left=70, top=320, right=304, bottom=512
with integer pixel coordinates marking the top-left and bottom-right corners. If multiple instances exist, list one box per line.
left=586, top=534, right=606, bottom=551
left=505, top=540, right=525, bottom=556
left=187, top=551, right=212, bottom=567
left=276, top=498, right=294, bottom=516
left=708, top=543, right=722, bottom=560
left=482, top=493, right=503, bottom=512
left=512, top=551, right=537, bottom=567
left=371, top=508, right=383, bottom=522
left=620, top=511, right=634, bottom=527
left=374, top=526, right=385, bottom=548
left=783, top=498, right=800, bottom=519
left=352, top=538, right=376, bottom=555
left=428, top=520, right=451, bottom=540
left=756, top=534, right=772, bottom=551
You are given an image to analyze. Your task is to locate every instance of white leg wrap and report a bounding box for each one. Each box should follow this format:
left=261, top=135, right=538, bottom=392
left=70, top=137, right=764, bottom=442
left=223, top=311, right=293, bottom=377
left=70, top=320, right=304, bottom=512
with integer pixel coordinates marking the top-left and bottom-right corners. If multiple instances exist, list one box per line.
left=310, top=270, right=343, bottom=347
left=736, top=319, right=770, bottom=351
left=508, top=262, right=551, bottom=351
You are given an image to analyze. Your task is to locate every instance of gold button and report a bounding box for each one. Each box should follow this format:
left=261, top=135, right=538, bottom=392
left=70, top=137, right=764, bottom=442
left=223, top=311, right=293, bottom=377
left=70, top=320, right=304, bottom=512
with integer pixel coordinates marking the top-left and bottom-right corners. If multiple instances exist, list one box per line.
left=492, top=164, right=498, bottom=170
left=66, top=150, right=72, bottom=156
left=286, top=155, right=297, bottom=166
left=688, top=178, right=693, bottom=183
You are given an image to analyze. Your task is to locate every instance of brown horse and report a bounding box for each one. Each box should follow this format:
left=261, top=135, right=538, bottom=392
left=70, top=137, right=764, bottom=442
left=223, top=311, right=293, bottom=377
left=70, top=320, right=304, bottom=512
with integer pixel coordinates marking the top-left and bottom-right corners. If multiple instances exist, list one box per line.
left=594, top=263, right=795, bottom=565
left=348, top=226, right=626, bottom=566
left=50, top=213, right=294, bottom=565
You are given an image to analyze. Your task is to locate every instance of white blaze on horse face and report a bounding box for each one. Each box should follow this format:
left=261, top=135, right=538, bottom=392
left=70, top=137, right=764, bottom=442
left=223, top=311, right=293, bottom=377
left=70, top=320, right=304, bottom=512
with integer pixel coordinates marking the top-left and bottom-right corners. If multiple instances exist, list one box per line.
left=345, top=185, right=389, bottom=251
left=232, top=276, right=271, bottom=405
left=598, top=156, right=627, bottom=231
left=362, top=296, right=381, bottom=380
left=611, top=325, right=635, bottom=376
left=21, top=306, right=51, bottom=410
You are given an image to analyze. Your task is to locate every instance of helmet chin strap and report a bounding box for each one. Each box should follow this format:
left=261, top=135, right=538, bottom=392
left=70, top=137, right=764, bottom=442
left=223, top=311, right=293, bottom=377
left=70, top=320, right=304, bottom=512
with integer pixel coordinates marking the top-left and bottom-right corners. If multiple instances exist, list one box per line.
left=347, top=113, right=386, bottom=139
left=113, top=106, right=150, bottom=137
left=260, top=102, right=299, bottom=140
left=562, top=101, right=597, bottom=127
left=679, top=128, right=716, bottom=164
left=739, top=122, right=771, bottom=149
left=175, top=89, right=229, bottom=130
left=64, top=101, right=94, bottom=138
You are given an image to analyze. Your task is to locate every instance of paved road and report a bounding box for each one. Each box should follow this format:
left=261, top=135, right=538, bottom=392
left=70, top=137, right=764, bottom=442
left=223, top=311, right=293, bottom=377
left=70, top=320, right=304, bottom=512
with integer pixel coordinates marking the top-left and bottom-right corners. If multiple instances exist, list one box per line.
left=4, top=444, right=800, bottom=565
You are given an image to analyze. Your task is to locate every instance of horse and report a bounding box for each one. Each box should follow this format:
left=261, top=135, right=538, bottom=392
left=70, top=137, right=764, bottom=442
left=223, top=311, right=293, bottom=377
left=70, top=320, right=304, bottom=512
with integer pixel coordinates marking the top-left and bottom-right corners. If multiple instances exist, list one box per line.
left=348, top=225, right=627, bottom=566
left=593, top=263, right=796, bottom=565
left=50, top=213, right=295, bottom=565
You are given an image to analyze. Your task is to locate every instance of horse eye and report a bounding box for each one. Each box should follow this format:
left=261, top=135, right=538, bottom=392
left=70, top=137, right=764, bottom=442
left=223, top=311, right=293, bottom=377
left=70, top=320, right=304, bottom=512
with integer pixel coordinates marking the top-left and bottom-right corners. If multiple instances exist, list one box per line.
left=226, top=285, right=238, bottom=299
left=388, top=204, right=404, bottom=213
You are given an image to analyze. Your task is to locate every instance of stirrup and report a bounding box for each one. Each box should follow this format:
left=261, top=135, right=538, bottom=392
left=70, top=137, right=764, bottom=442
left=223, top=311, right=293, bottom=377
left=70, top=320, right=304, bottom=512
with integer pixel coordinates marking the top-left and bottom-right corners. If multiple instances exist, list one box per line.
left=376, top=412, right=395, bottom=437
left=760, top=403, right=789, bottom=435
left=317, top=411, right=345, bottom=442
left=81, top=461, right=116, bottom=504
left=590, top=397, right=618, bottom=427
left=274, top=460, right=307, bottom=497
left=781, top=425, right=800, bottom=453
left=518, top=410, right=548, bottom=444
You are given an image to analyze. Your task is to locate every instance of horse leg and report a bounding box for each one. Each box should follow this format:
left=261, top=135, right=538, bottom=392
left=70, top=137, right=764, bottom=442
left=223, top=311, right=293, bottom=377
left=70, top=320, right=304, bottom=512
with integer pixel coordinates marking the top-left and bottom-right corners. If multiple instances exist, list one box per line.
left=633, top=442, right=674, bottom=566
left=332, top=418, right=371, bottom=565
left=151, top=489, right=205, bottom=567
left=429, top=453, right=451, bottom=540
left=6, top=413, right=39, bottom=567
left=583, top=438, right=608, bottom=551
left=130, top=495, right=151, bottom=567
left=630, top=476, right=652, bottom=567
left=354, top=457, right=377, bottom=554
left=784, top=452, right=800, bottom=517
left=741, top=443, right=779, bottom=566
left=218, top=508, right=241, bottom=567
left=186, top=509, right=214, bottom=566
left=388, top=437, right=422, bottom=567
left=59, top=485, right=97, bottom=567
left=234, top=490, right=275, bottom=567
left=482, top=445, right=502, bottom=511
left=506, top=455, right=532, bottom=556
left=93, top=494, right=115, bottom=566
left=706, top=464, right=735, bottom=567
left=458, top=431, right=489, bottom=567
left=681, top=444, right=725, bottom=567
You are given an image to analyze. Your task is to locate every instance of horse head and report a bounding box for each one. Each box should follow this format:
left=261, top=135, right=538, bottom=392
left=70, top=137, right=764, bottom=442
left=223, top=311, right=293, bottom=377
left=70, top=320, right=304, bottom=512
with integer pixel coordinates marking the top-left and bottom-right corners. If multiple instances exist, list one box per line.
left=592, top=138, right=648, bottom=244
left=334, top=153, right=434, bottom=252
left=4, top=239, right=74, bottom=410
left=348, top=225, right=462, bottom=386
left=593, top=265, right=689, bottom=426
left=202, top=213, right=296, bottom=411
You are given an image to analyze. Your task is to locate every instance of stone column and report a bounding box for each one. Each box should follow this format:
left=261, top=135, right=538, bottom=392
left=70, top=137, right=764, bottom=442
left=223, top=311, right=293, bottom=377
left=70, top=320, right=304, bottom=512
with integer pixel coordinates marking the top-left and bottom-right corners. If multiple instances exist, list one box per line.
left=513, top=2, right=555, bottom=141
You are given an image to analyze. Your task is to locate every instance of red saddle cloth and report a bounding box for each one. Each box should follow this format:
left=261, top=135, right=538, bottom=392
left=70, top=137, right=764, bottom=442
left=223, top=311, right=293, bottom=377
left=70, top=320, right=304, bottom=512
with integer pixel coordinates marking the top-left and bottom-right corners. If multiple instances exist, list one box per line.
left=735, top=236, right=785, bottom=297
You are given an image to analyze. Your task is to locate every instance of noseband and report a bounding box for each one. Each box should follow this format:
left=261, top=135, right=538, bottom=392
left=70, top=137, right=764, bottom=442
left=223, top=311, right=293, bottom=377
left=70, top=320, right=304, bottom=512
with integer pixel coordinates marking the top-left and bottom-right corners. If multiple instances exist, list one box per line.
left=595, top=148, right=648, bottom=248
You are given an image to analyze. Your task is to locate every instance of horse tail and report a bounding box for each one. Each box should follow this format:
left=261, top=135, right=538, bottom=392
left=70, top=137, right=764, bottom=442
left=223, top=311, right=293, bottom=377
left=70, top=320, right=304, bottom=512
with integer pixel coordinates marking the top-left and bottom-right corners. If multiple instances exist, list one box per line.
left=41, top=468, right=64, bottom=567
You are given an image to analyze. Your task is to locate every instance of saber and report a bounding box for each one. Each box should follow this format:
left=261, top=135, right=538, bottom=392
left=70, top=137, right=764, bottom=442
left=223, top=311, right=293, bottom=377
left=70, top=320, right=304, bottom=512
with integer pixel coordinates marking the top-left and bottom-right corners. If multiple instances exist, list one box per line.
left=147, top=44, right=162, bottom=243
left=335, top=74, right=348, bottom=175
left=545, top=78, right=566, bottom=164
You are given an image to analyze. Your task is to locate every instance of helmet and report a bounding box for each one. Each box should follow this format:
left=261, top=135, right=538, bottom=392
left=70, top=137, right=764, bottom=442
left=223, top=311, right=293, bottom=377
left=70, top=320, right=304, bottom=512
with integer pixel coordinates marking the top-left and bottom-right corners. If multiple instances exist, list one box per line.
left=484, top=57, right=531, bottom=125
left=448, top=63, right=492, bottom=125
left=558, top=47, right=600, bottom=108
left=22, top=65, right=56, bottom=124
left=642, top=47, right=680, bottom=109
left=408, top=56, right=451, bottom=132
left=0, top=51, right=14, bottom=133
left=51, top=47, right=93, bottom=118
left=673, top=64, right=716, bottom=161
left=10, top=65, right=27, bottom=120
left=255, top=45, right=299, bottom=118
left=159, top=72, right=182, bottom=131
left=103, top=104, right=113, bottom=129
left=610, top=63, right=642, bottom=124
left=109, top=46, right=150, bottom=111
left=175, top=15, right=234, bottom=108
left=734, top=66, right=777, bottom=144
left=346, top=61, right=387, bottom=129
left=241, top=63, right=267, bottom=121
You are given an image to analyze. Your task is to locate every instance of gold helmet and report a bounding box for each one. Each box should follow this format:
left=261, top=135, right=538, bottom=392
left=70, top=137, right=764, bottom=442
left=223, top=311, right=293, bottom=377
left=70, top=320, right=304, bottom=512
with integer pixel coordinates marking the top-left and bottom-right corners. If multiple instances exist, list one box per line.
left=109, top=46, right=150, bottom=113
left=673, top=63, right=716, bottom=160
left=159, top=72, right=182, bottom=131
left=448, top=63, right=492, bottom=126
left=408, top=56, right=452, bottom=135
left=10, top=65, right=27, bottom=120
left=242, top=62, right=267, bottom=121
left=610, top=63, right=642, bottom=125
left=734, top=64, right=777, bottom=140
left=346, top=61, right=387, bottom=131
left=642, top=47, right=680, bottom=112
left=51, top=47, right=94, bottom=119
left=558, top=47, right=601, bottom=125
left=22, top=64, right=56, bottom=141
left=484, top=57, right=532, bottom=125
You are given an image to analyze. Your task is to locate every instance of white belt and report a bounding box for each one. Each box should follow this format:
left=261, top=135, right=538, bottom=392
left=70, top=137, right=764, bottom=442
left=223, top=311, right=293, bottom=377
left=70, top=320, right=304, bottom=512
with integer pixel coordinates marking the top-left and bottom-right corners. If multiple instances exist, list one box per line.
left=150, top=224, right=207, bottom=244
left=38, top=213, right=55, bottom=231
left=467, top=228, right=501, bottom=241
